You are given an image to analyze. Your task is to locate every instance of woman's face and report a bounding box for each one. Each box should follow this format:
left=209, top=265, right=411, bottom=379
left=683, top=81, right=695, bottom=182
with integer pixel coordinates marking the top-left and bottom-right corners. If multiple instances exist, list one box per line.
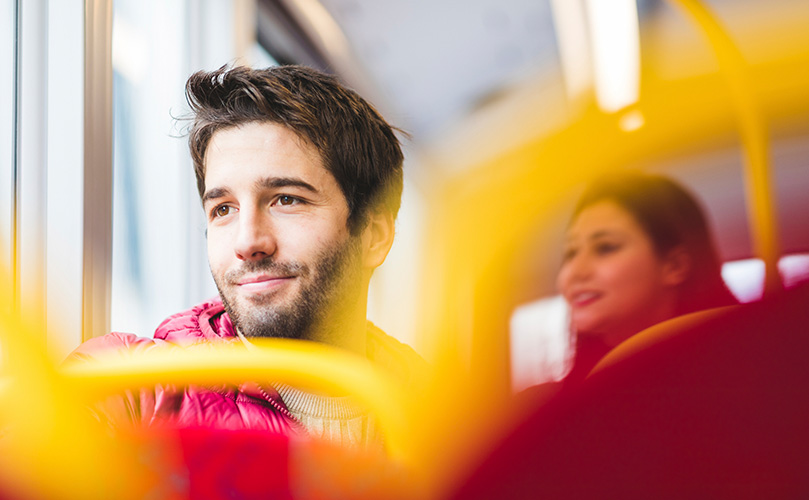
left=557, top=200, right=680, bottom=344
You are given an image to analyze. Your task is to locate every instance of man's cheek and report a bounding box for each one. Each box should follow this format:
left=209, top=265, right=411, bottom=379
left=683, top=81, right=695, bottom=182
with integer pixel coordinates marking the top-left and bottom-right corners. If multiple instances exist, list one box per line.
left=207, top=239, right=228, bottom=269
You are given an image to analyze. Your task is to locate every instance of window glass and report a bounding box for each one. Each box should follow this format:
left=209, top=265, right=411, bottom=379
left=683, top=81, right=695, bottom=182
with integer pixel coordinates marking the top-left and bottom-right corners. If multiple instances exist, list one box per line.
left=509, top=295, right=569, bottom=392
left=111, top=1, right=277, bottom=337
left=721, top=258, right=765, bottom=303
left=111, top=1, right=214, bottom=336
left=0, top=0, right=14, bottom=277
left=45, top=0, right=85, bottom=353
left=779, top=254, right=809, bottom=289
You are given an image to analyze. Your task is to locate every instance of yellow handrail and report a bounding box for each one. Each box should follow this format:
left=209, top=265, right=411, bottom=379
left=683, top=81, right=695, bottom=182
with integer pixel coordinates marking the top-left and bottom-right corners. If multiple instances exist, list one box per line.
left=0, top=293, right=418, bottom=498
left=669, top=0, right=782, bottom=295
left=62, top=339, right=413, bottom=463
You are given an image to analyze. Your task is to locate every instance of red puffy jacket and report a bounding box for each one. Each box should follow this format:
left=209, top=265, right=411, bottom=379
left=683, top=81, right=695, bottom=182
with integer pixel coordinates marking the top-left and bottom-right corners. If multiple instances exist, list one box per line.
left=68, top=298, right=424, bottom=433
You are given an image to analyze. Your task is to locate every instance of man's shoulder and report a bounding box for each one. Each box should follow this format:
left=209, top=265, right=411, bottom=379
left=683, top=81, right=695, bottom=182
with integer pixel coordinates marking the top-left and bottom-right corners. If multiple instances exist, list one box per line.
left=67, top=298, right=231, bottom=361
left=67, top=331, right=164, bottom=363
left=365, top=323, right=428, bottom=388
left=154, top=297, right=234, bottom=344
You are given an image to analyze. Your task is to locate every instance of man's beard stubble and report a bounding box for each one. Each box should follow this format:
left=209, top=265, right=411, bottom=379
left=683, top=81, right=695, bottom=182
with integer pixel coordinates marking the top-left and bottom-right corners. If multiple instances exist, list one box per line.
left=213, top=236, right=363, bottom=341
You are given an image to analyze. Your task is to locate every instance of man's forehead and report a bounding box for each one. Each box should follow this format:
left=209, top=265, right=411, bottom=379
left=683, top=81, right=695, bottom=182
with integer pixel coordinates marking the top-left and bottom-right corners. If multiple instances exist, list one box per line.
left=203, top=122, right=332, bottom=183
left=206, top=121, right=322, bottom=162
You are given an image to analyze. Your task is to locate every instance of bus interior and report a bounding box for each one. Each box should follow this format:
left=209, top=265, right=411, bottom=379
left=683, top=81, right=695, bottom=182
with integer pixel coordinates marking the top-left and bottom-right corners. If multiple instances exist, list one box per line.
left=1, top=0, right=809, bottom=498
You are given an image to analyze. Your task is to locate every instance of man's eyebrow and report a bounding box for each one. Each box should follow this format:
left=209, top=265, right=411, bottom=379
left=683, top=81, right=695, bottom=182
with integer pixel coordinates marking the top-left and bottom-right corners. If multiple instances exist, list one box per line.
left=257, top=176, right=319, bottom=194
left=202, top=187, right=231, bottom=205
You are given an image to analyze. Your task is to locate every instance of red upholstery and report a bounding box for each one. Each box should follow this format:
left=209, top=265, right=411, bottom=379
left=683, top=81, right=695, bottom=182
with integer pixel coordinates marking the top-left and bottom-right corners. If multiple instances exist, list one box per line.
left=451, top=283, right=809, bottom=499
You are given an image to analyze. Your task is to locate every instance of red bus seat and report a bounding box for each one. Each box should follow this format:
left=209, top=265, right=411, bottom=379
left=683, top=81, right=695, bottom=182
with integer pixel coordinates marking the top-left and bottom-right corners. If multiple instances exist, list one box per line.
left=451, top=282, right=809, bottom=499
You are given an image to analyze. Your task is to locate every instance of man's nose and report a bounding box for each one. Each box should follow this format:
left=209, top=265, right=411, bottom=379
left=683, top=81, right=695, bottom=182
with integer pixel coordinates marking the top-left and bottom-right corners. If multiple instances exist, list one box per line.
left=233, top=209, right=277, bottom=261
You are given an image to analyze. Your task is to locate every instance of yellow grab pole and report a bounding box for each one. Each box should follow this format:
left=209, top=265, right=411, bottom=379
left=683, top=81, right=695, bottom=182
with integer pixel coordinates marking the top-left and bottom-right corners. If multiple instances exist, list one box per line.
left=669, top=0, right=782, bottom=295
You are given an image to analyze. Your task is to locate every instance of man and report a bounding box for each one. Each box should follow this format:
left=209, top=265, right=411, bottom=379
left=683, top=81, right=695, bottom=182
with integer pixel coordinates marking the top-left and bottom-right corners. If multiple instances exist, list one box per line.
left=71, top=65, right=423, bottom=449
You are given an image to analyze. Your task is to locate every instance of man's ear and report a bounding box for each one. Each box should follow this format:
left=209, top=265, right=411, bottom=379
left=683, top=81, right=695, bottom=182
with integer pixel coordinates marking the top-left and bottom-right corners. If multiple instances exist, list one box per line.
left=662, top=246, right=691, bottom=287
left=360, top=210, right=395, bottom=269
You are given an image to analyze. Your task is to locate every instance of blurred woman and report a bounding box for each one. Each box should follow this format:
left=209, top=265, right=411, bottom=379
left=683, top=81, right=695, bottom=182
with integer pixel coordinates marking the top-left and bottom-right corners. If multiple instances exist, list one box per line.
left=556, top=172, right=738, bottom=384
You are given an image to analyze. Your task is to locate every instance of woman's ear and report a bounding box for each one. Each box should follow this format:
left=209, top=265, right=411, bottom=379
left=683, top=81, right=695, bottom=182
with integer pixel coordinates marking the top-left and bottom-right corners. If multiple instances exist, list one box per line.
left=360, top=210, right=395, bottom=269
left=663, top=246, right=691, bottom=287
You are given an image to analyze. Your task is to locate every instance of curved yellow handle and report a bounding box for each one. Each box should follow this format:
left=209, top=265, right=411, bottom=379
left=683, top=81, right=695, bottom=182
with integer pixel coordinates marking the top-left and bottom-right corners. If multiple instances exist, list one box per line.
left=62, top=338, right=413, bottom=463
left=668, top=0, right=781, bottom=295
left=0, top=295, right=415, bottom=498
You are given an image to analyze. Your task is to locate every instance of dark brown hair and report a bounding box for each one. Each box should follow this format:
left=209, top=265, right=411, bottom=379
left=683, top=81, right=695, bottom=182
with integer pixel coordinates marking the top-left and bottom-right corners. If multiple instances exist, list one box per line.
left=185, top=65, right=404, bottom=233
left=573, top=172, right=738, bottom=315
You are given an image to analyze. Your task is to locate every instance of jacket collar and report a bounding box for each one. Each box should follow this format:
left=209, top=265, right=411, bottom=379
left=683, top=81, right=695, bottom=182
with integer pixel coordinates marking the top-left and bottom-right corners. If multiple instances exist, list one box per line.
left=198, top=299, right=236, bottom=340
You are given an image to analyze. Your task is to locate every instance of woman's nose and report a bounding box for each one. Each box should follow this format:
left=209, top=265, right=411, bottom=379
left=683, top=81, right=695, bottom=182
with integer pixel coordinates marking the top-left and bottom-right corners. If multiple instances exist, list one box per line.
left=561, top=253, right=593, bottom=289
left=570, top=253, right=594, bottom=280
left=233, top=209, right=277, bottom=261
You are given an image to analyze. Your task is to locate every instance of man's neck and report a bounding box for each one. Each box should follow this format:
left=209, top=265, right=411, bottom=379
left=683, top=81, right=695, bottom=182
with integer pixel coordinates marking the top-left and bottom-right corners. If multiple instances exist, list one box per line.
left=308, top=279, right=371, bottom=356
left=309, top=300, right=368, bottom=357
left=235, top=305, right=369, bottom=357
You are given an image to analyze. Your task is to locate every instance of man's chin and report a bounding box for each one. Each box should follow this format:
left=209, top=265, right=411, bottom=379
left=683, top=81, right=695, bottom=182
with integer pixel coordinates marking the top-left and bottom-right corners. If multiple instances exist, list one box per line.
left=237, top=293, right=282, bottom=308
left=225, top=300, right=310, bottom=340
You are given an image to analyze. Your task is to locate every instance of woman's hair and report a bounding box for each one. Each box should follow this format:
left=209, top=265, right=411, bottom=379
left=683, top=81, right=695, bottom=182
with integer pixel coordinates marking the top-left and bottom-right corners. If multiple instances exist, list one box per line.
left=572, top=171, right=738, bottom=315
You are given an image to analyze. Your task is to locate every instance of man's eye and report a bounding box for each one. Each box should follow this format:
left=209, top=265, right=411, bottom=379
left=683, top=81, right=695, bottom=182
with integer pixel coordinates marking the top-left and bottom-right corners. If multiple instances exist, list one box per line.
left=214, top=205, right=233, bottom=217
left=276, top=195, right=299, bottom=206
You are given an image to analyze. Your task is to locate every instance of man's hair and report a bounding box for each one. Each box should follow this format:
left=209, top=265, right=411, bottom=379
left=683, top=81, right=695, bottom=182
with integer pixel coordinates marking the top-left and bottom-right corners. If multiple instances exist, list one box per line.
left=185, top=64, right=404, bottom=233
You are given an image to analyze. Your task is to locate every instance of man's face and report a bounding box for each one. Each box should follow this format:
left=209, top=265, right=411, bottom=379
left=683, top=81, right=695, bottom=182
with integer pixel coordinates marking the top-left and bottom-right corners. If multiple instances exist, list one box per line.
left=203, top=121, right=363, bottom=340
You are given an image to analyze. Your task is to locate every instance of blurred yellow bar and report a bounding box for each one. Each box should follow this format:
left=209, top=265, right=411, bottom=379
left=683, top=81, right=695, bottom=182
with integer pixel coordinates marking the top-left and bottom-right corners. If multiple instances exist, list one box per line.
left=670, top=0, right=781, bottom=295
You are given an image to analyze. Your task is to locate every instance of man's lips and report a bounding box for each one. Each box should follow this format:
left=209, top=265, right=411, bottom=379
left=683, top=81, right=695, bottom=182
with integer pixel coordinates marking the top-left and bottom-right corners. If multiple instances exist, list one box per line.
left=236, top=274, right=294, bottom=293
left=569, top=290, right=601, bottom=307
